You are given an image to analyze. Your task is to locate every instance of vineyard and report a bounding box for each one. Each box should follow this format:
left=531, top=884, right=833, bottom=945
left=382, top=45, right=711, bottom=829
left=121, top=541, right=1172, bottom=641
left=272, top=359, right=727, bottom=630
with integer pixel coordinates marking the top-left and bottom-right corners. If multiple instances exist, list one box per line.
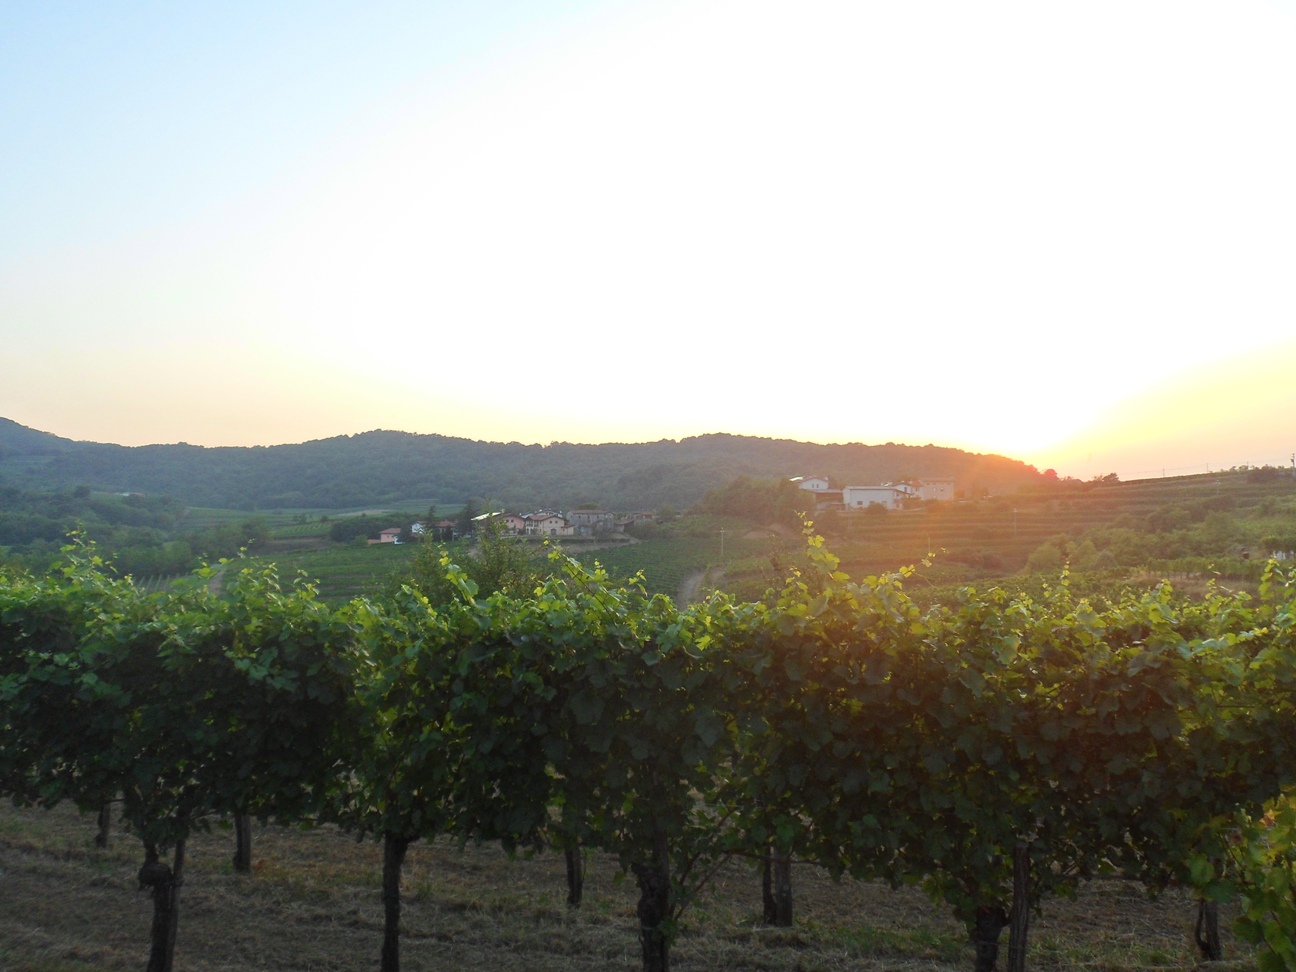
left=0, top=802, right=1245, bottom=971
left=3, top=535, right=1296, bottom=972
left=815, top=470, right=1295, bottom=580
left=224, top=515, right=778, bottom=604
left=577, top=522, right=780, bottom=599
left=240, top=542, right=417, bottom=599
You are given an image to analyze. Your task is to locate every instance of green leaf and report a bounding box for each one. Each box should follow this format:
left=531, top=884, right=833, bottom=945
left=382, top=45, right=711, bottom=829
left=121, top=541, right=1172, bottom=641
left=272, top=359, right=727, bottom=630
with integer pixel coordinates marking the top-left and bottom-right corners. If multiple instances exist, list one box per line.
left=1187, top=855, right=1214, bottom=888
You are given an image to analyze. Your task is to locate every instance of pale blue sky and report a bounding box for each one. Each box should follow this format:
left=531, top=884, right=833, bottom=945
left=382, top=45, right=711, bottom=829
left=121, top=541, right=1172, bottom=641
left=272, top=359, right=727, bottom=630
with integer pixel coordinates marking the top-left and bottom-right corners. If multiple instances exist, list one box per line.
left=3, top=1, right=1294, bottom=479
left=0, top=1, right=625, bottom=255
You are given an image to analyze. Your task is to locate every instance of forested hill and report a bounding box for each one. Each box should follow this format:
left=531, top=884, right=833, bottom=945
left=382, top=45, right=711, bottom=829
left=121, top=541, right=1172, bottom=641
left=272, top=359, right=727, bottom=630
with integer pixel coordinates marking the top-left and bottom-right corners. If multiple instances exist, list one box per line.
left=0, top=418, right=1045, bottom=511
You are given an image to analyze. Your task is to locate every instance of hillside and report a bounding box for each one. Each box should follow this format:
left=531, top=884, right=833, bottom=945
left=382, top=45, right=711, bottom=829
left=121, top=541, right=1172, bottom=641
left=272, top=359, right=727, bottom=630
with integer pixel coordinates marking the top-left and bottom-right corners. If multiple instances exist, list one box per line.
left=832, top=468, right=1294, bottom=573
left=697, top=465, right=1296, bottom=603
left=0, top=418, right=1044, bottom=511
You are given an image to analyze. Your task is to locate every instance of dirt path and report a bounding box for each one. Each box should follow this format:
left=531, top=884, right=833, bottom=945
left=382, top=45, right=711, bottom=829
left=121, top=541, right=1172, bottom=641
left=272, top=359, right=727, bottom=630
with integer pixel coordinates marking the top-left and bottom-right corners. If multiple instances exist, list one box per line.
left=678, top=566, right=725, bottom=605
left=677, top=570, right=705, bottom=604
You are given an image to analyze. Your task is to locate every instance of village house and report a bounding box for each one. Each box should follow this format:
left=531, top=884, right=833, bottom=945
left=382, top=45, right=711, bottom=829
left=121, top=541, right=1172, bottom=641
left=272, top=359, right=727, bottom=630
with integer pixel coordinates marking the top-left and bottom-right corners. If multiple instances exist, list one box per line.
left=841, top=485, right=910, bottom=510
left=793, top=476, right=843, bottom=507
left=567, top=509, right=616, bottom=536
left=791, top=476, right=832, bottom=492
left=471, top=511, right=528, bottom=535
left=796, top=475, right=957, bottom=511
left=412, top=519, right=459, bottom=541
left=523, top=511, right=574, bottom=537
left=617, top=511, right=656, bottom=530
left=411, top=504, right=654, bottom=545
left=918, top=479, right=956, bottom=501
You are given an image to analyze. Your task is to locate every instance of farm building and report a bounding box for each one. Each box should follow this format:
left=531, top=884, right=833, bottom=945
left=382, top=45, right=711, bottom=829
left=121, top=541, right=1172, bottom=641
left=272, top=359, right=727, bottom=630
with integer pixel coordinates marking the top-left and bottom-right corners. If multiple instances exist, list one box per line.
left=791, top=476, right=832, bottom=491
left=567, top=509, right=616, bottom=536
left=524, top=511, right=574, bottom=537
left=473, top=511, right=527, bottom=535
left=919, top=479, right=956, bottom=501
left=841, top=485, right=910, bottom=510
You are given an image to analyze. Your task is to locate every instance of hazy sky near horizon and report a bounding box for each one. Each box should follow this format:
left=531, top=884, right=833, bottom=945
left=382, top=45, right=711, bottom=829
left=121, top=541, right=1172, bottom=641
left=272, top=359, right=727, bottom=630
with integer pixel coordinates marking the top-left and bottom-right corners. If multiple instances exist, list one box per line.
left=3, top=0, right=1294, bottom=480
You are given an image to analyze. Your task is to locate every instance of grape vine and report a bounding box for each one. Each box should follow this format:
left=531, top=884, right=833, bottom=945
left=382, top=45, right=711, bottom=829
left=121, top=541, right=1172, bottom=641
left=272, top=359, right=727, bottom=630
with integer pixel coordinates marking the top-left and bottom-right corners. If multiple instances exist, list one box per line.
left=3, top=539, right=1296, bottom=972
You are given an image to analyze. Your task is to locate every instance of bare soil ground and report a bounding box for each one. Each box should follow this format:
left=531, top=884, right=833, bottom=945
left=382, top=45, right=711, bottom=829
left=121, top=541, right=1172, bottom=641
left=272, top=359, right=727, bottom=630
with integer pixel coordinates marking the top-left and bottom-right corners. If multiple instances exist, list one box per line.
left=678, top=567, right=727, bottom=605
left=0, top=802, right=1256, bottom=972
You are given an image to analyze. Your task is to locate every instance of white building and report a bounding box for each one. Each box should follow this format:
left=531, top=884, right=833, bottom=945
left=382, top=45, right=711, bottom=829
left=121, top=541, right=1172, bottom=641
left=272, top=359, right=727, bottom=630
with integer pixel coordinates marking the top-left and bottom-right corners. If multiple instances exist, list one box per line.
left=524, top=512, right=573, bottom=536
left=472, top=511, right=526, bottom=535
left=791, top=476, right=831, bottom=492
left=567, top=510, right=616, bottom=536
left=918, top=479, right=956, bottom=501
left=841, top=485, right=909, bottom=510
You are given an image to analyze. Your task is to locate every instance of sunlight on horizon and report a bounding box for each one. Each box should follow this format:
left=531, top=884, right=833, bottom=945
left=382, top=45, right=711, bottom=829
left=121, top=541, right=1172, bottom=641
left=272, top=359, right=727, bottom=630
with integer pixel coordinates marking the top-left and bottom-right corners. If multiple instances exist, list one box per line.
left=1028, top=342, right=1296, bottom=480
left=3, top=1, right=1295, bottom=478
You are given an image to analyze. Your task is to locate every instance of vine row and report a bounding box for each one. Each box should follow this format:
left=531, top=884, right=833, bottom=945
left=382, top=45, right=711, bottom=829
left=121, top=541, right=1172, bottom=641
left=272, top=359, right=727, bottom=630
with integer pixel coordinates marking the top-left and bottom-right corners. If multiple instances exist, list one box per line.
left=3, top=535, right=1296, bottom=972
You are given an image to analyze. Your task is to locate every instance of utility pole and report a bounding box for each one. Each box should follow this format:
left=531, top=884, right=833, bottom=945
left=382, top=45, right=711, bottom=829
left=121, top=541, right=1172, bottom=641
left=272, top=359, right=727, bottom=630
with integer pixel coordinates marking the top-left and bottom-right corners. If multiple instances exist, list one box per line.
left=720, top=528, right=725, bottom=565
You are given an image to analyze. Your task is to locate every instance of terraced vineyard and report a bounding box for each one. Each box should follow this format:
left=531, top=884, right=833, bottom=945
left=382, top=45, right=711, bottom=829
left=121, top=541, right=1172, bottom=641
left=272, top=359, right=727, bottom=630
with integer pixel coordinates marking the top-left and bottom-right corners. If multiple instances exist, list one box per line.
left=692, top=468, right=1296, bottom=602
left=826, top=470, right=1295, bottom=576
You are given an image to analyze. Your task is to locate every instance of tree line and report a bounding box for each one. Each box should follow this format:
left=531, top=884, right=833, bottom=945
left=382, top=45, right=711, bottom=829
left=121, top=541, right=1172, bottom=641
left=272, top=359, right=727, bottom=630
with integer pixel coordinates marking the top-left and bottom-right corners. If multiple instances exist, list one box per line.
left=3, top=534, right=1296, bottom=972
left=0, top=484, right=270, bottom=575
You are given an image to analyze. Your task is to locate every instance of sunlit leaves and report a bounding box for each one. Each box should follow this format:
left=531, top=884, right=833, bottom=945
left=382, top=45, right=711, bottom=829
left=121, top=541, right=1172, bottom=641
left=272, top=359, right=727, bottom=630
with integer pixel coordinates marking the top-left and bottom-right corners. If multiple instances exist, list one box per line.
left=7, top=541, right=1296, bottom=968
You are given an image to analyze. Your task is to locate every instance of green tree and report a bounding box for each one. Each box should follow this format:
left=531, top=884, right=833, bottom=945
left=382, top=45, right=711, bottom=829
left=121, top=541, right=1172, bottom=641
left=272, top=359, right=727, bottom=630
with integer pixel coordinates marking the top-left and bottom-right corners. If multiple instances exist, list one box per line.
left=329, top=514, right=376, bottom=544
left=398, top=514, right=544, bottom=607
left=455, top=499, right=479, bottom=537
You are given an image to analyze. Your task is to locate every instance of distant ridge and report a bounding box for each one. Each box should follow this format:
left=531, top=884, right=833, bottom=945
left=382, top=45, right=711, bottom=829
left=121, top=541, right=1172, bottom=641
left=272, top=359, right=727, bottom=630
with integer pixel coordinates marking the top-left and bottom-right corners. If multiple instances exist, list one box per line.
left=0, top=417, right=77, bottom=457
left=0, top=419, right=1045, bottom=511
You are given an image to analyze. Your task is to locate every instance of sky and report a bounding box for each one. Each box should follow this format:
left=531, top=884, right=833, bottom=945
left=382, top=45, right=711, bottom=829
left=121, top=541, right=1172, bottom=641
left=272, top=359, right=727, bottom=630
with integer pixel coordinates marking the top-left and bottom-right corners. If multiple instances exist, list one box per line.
left=2, top=0, right=1294, bottom=481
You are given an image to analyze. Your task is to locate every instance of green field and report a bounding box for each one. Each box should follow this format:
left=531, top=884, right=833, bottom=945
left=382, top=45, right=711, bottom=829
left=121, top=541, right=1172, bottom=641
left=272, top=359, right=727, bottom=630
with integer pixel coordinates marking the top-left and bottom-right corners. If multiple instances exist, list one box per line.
left=577, top=517, right=785, bottom=599
left=208, top=470, right=1296, bottom=604
left=665, top=468, right=1296, bottom=606
left=833, top=471, right=1292, bottom=570
left=222, top=515, right=784, bottom=604
left=57, top=470, right=1295, bottom=606
left=230, top=542, right=418, bottom=600
left=272, top=521, right=334, bottom=539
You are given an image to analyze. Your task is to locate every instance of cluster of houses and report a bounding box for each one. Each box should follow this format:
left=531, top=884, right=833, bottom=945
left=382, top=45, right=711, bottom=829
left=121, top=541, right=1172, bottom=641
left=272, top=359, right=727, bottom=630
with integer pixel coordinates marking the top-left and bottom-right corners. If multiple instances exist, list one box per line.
left=792, top=476, right=956, bottom=510
left=368, top=508, right=655, bottom=544
left=362, top=476, right=955, bottom=546
left=471, top=508, right=655, bottom=538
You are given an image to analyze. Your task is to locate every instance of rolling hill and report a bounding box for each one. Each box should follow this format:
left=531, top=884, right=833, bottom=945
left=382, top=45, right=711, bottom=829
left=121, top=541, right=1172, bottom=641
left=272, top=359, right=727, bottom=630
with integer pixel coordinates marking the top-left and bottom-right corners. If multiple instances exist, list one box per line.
left=0, top=418, right=1045, bottom=511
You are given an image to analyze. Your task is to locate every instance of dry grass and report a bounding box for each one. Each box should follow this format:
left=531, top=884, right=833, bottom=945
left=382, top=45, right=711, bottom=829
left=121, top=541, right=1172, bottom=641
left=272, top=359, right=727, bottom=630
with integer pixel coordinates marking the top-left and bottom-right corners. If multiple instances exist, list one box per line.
left=0, top=803, right=1258, bottom=971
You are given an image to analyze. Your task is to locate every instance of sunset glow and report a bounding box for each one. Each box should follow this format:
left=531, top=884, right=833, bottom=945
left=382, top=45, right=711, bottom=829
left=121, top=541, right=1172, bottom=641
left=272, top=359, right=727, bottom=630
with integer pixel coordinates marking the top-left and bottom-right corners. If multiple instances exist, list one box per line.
left=3, top=1, right=1294, bottom=479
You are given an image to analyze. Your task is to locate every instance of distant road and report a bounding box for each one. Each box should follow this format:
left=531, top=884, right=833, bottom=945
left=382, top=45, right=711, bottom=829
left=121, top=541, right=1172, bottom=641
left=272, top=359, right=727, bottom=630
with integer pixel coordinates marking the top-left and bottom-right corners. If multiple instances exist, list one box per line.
left=678, top=566, right=724, bottom=605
